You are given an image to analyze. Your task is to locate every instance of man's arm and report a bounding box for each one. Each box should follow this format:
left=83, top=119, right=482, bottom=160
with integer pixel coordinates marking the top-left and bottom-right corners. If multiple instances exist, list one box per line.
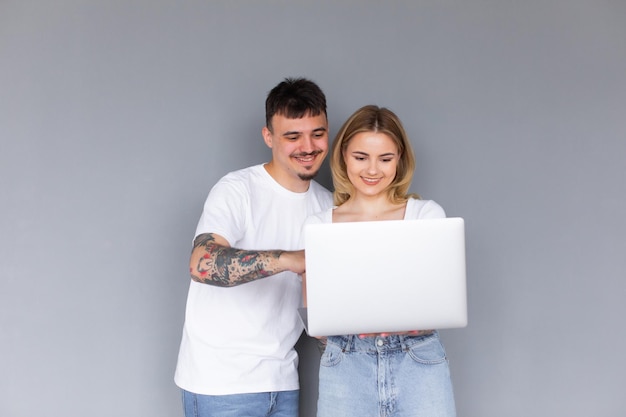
left=189, top=233, right=305, bottom=287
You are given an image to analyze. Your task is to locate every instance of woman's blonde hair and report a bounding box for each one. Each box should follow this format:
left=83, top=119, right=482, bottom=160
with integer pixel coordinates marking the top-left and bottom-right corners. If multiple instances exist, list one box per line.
left=331, top=105, right=419, bottom=206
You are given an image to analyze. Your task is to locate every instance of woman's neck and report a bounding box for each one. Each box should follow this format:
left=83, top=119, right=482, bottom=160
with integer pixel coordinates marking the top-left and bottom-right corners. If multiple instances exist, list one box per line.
left=333, top=194, right=407, bottom=222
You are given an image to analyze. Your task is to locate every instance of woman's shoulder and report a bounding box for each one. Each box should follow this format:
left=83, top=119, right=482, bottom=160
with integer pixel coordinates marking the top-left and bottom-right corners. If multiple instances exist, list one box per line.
left=406, top=197, right=446, bottom=219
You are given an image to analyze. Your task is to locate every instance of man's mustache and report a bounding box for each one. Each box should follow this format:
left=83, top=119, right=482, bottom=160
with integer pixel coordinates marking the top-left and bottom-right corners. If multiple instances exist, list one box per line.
left=292, top=150, right=324, bottom=158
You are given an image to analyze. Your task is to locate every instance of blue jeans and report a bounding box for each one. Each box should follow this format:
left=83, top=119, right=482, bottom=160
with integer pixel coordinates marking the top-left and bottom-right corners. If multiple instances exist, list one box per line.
left=182, top=389, right=299, bottom=417
left=317, top=332, right=456, bottom=417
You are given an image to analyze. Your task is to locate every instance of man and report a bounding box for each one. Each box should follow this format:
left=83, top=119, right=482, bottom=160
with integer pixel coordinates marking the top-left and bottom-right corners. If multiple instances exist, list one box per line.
left=175, top=78, right=332, bottom=417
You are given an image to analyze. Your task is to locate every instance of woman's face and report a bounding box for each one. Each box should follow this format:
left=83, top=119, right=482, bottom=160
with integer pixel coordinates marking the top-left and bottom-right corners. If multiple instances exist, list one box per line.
left=343, top=131, right=400, bottom=198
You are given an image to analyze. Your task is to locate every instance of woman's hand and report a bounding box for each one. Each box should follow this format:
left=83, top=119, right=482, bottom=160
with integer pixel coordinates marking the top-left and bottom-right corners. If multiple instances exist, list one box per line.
left=357, top=330, right=433, bottom=339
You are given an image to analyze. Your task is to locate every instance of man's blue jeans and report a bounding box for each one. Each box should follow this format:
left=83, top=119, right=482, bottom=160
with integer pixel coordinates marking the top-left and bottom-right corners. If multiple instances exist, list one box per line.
left=182, top=389, right=299, bottom=417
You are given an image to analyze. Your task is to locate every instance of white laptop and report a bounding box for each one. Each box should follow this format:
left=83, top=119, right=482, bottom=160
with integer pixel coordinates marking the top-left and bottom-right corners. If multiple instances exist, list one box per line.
left=300, top=217, right=467, bottom=337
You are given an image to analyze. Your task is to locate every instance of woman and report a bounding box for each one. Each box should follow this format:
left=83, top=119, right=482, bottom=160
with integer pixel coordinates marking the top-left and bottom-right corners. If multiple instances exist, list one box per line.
left=304, top=105, right=457, bottom=417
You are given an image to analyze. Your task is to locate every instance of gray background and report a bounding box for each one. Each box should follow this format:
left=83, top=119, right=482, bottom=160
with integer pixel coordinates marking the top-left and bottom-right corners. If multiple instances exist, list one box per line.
left=1, top=1, right=625, bottom=416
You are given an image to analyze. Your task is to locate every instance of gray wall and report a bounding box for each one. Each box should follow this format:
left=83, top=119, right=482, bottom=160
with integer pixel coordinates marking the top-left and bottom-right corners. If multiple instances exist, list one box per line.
left=1, top=1, right=625, bottom=416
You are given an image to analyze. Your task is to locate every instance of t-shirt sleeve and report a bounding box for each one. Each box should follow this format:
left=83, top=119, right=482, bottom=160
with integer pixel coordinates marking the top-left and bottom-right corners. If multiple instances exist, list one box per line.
left=194, top=178, right=248, bottom=246
left=416, top=199, right=447, bottom=219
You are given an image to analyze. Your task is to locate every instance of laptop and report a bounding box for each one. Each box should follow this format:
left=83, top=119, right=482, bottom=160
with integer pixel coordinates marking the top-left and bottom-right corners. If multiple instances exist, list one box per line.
left=300, top=217, right=467, bottom=337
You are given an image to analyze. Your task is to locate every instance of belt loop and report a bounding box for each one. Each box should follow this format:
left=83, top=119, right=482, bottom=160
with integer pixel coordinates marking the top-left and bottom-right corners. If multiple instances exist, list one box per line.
left=343, top=335, right=353, bottom=352
left=399, top=334, right=408, bottom=351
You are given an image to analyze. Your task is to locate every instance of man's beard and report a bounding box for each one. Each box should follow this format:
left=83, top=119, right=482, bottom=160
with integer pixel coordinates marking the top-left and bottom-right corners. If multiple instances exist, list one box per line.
left=294, top=150, right=323, bottom=181
left=298, top=170, right=319, bottom=181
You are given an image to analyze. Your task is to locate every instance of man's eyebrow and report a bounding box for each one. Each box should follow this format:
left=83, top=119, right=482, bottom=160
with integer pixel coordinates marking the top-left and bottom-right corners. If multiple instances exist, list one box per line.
left=282, top=126, right=327, bottom=136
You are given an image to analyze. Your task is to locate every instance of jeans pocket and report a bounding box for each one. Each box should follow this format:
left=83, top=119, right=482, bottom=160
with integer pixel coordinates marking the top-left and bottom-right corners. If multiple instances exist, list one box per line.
left=319, top=339, right=344, bottom=367
left=405, top=334, right=448, bottom=365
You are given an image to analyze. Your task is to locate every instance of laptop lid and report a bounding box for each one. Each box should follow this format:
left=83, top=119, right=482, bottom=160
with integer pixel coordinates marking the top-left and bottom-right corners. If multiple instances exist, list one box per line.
left=301, top=217, right=467, bottom=337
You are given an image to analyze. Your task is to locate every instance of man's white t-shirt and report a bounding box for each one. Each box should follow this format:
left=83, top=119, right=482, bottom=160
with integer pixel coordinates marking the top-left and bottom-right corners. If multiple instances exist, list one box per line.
left=175, top=164, right=332, bottom=395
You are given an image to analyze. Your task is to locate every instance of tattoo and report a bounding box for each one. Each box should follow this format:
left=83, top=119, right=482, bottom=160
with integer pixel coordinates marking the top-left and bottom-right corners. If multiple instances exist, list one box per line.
left=190, top=233, right=283, bottom=287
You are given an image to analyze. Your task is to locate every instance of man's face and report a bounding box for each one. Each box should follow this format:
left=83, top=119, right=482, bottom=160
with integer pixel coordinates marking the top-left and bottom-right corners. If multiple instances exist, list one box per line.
left=262, top=113, right=329, bottom=192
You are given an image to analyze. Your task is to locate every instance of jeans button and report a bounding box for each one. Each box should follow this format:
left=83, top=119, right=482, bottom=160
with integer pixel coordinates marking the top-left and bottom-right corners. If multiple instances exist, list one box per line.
left=376, top=338, right=384, bottom=347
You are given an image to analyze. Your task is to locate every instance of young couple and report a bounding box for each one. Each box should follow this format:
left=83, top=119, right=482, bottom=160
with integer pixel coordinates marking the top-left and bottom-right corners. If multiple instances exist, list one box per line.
left=175, top=78, right=456, bottom=417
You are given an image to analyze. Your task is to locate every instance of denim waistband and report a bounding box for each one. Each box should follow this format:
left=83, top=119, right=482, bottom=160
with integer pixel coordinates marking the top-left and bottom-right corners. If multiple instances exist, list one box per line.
left=327, top=331, right=437, bottom=354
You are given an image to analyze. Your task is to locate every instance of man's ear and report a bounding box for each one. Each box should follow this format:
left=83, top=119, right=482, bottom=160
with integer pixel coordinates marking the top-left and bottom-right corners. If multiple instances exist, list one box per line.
left=262, top=126, right=273, bottom=149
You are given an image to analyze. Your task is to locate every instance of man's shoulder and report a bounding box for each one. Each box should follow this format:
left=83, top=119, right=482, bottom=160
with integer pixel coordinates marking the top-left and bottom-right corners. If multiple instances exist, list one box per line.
left=308, top=181, right=333, bottom=208
left=220, top=164, right=263, bottom=180
left=215, top=164, right=264, bottom=188
left=308, top=180, right=332, bottom=196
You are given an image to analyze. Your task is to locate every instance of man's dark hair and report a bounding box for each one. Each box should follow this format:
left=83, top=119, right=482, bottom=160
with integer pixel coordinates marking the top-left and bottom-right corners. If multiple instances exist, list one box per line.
left=265, top=77, right=327, bottom=132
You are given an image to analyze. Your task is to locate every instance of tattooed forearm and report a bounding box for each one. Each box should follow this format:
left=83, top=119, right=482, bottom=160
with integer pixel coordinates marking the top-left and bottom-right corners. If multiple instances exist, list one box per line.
left=189, top=233, right=284, bottom=287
